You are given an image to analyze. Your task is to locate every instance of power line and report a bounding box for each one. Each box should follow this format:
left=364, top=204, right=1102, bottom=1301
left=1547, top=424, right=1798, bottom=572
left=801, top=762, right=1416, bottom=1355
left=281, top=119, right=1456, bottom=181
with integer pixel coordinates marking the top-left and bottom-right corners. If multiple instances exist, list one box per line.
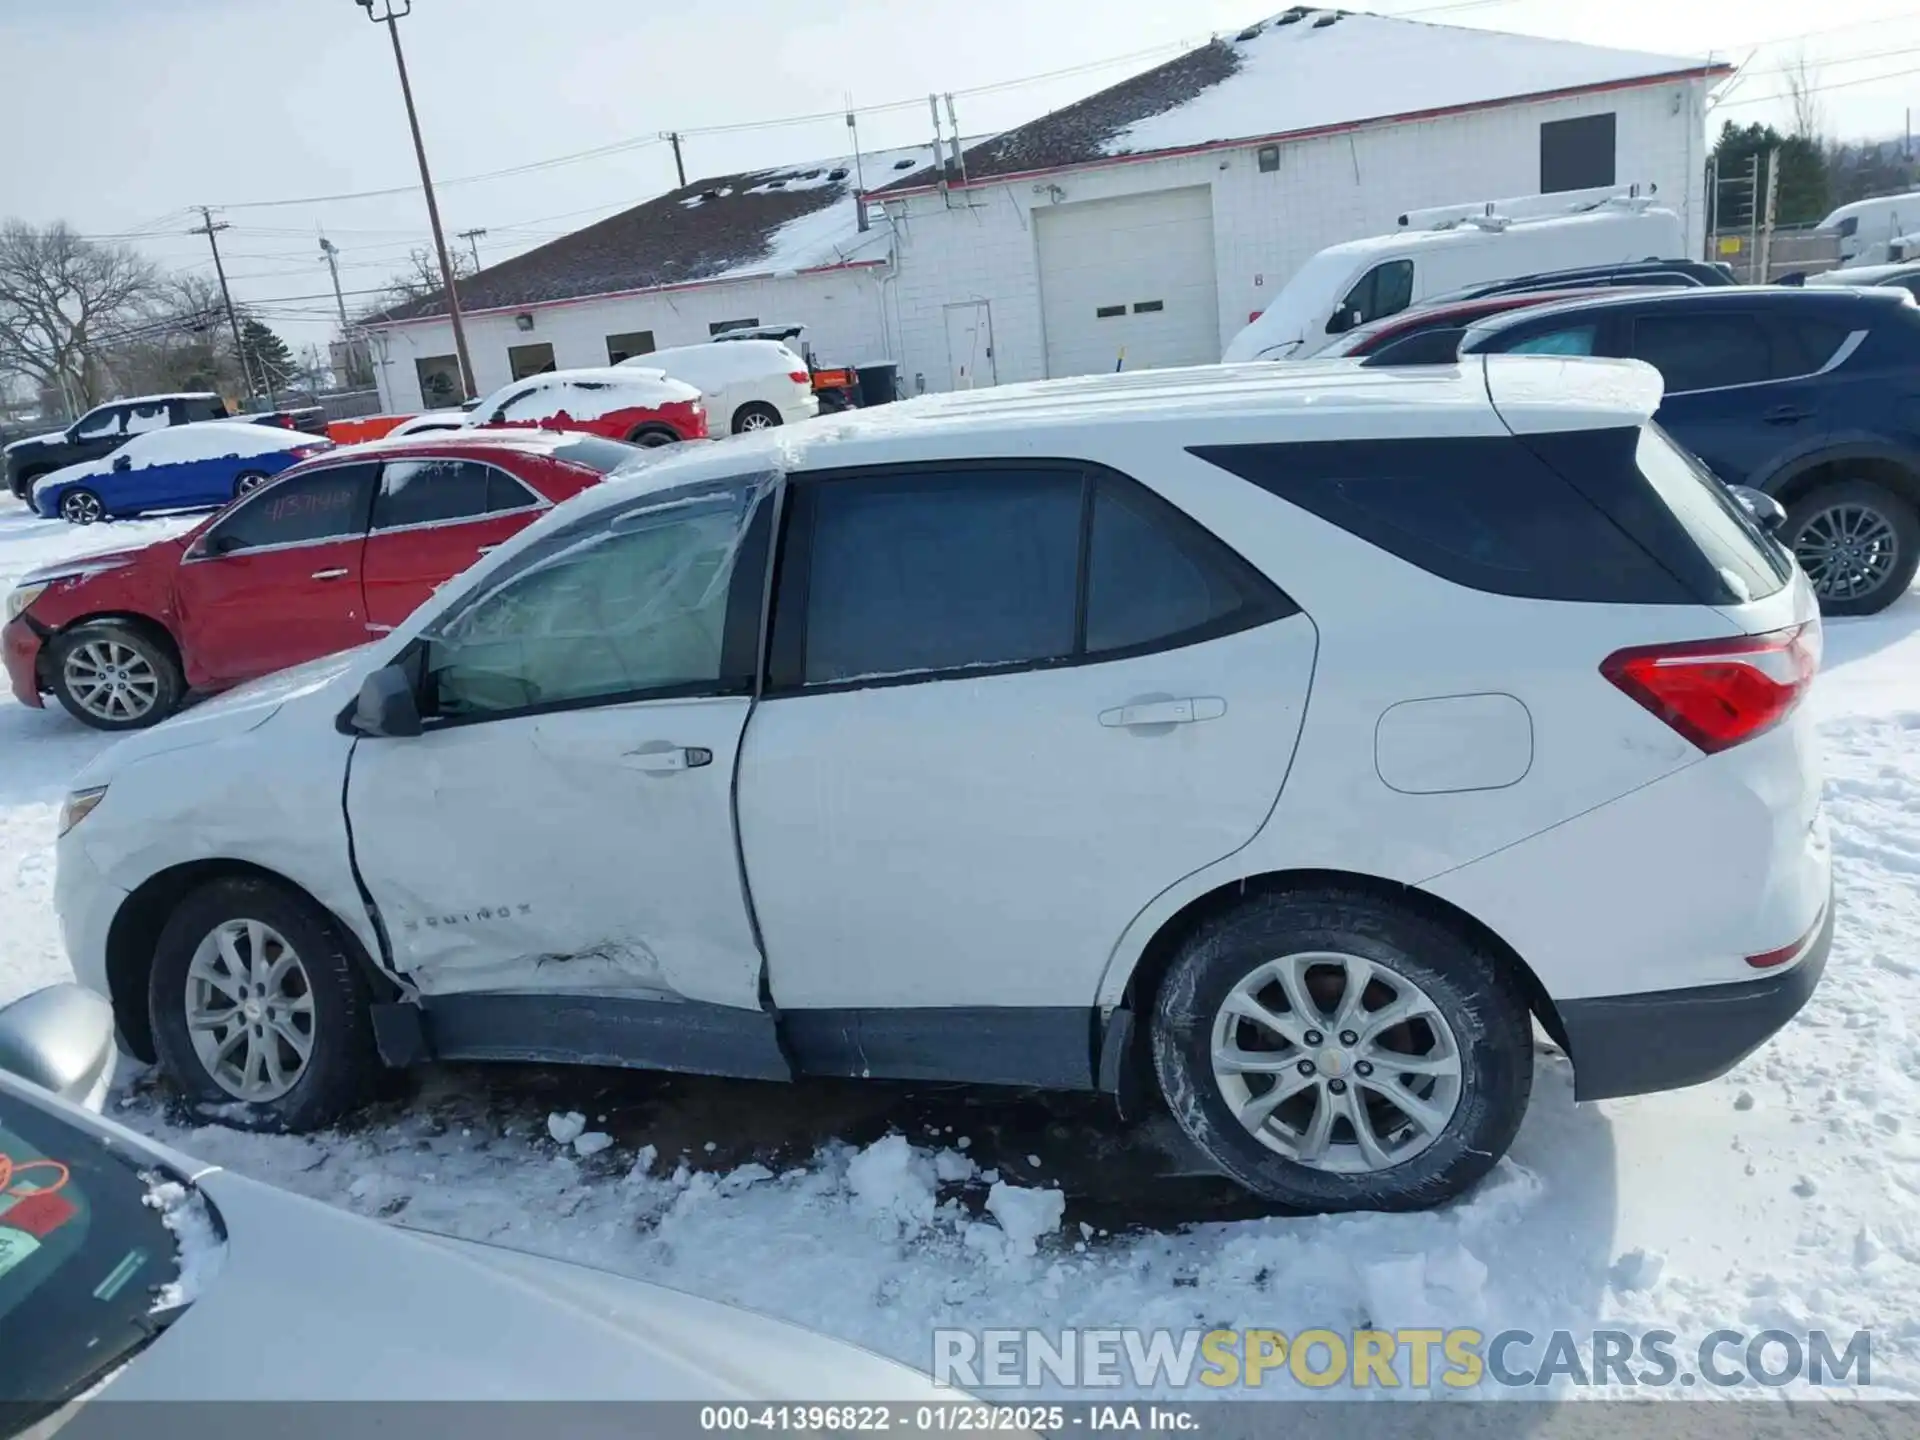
left=1716, top=59, right=1920, bottom=108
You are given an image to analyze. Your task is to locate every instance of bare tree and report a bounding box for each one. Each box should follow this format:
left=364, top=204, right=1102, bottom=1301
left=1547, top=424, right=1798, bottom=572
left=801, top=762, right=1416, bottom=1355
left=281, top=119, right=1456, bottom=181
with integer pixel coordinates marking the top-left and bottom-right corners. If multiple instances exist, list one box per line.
left=1782, top=50, right=1824, bottom=143
left=361, top=245, right=474, bottom=320
left=97, top=274, right=241, bottom=398
left=0, top=221, right=160, bottom=415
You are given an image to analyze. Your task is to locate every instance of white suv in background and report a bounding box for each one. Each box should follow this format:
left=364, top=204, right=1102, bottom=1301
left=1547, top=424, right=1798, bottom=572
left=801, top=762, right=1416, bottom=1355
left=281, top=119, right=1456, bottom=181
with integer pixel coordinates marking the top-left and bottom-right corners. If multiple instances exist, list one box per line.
left=620, top=338, right=818, bottom=433
left=53, top=358, right=1829, bottom=1213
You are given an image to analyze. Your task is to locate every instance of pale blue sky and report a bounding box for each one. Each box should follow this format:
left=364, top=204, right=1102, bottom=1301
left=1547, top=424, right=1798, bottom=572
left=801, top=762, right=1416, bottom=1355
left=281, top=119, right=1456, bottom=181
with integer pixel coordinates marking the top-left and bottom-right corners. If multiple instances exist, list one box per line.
left=7, top=0, right=1916, bottom=349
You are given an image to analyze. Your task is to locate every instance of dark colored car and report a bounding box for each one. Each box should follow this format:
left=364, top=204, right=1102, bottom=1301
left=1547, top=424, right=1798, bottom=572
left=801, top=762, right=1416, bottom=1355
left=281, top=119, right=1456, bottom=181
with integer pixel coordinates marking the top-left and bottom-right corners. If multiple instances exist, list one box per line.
left=1421, top=258, right=1737, bottom=307
left=1459, top=285, right=1920, bottom=615
left=3, top=393, right=322, bottom=501
left=4, top=430, right=634, bottom=730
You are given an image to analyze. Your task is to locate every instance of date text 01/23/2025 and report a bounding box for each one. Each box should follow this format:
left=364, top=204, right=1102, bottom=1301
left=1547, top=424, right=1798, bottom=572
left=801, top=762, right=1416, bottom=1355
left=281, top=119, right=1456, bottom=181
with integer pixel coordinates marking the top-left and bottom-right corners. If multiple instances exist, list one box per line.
left=699, top=1406, right=1195, bottom=1433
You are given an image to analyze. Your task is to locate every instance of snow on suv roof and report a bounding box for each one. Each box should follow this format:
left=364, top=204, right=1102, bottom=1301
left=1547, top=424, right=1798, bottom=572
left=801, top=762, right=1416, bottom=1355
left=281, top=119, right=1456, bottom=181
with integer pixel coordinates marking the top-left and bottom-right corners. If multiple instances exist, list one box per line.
left=579, top=357, right=1663, bottom=504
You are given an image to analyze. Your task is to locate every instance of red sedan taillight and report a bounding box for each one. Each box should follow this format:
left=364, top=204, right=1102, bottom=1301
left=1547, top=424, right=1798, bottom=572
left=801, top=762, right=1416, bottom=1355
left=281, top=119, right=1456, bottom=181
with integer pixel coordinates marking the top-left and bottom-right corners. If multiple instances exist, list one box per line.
left=287, top=443, right=330, bottom=460
left=1600, top=622, right=1820, bottom=755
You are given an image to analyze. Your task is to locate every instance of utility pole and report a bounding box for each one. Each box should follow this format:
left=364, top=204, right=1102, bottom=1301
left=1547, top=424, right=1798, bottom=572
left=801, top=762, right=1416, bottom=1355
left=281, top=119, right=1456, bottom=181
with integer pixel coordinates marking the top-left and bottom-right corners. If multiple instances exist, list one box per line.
left=663, top=131, right=687, bottom=189
left=457, top=227, right=487, bottom=272
left=190, top=206, right=255, bottom=400
left=357, top=0, right=476, bottom=401
left=319, top=236, right=350, bottom=327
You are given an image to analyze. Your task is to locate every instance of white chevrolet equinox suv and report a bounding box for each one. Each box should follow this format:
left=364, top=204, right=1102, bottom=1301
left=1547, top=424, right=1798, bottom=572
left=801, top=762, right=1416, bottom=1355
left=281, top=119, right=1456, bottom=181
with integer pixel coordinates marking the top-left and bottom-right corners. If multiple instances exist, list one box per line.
left=52, top=357, right=1831, bottom=1212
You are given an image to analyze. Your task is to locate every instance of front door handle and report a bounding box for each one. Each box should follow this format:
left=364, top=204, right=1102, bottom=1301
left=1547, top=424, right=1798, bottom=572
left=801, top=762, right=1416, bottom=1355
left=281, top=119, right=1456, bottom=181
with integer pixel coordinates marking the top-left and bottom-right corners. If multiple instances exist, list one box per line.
left=620, top=745, right=714, bottom=773
left=311, top=568, right=351, bottom=581
left=1099, top=697, right=1227, bottom=728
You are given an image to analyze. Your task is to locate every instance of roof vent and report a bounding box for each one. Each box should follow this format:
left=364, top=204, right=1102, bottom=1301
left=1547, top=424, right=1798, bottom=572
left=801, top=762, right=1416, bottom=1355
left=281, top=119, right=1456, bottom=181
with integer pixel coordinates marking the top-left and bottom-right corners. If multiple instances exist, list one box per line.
left=1275, top=7, right=1309, bottom=24
left=803, top=169, right=822, bottom=179
left=702, top=189, right=720, bottom=201
left=893, top=157, right=916, bottom=170
left=1313, top=12, right=1341, bottom=27
left=829, top=167, right=849, bottom=181
left=1235, top=22, right=1264, bottom=40
left=767, top=180, right=787, bottom=189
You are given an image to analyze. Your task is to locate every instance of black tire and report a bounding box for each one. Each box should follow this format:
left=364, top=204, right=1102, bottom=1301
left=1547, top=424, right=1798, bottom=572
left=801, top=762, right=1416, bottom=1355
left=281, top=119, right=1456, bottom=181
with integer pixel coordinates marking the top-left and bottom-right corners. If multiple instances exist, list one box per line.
left=148, top=877, right=379, bottom=1133
left=232, top=470, right=271, bottom=498
left=1784, top=478, right=1920, bottom=617
left=732, top=402, right=783, bottom=434
left=47, top=620, right=186, bottom=731
left=627, top=426, right=679, bottom=448
left=1150, top=888, right=1533, bottom=1212
left=11, top=468, right=47, bottom=502
left=58, top=488, right=104, bottom=525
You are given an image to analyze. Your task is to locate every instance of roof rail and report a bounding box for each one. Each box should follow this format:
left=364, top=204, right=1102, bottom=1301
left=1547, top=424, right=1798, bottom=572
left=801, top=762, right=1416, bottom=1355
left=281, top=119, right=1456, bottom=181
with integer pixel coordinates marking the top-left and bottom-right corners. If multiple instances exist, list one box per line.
left=1398, top=182, right=1661, bottom=232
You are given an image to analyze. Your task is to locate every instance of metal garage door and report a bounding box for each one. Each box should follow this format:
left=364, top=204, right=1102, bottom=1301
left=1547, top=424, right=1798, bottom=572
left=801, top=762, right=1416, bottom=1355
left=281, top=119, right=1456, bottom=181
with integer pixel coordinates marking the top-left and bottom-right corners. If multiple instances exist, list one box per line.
left=1035, top=187, right=1221, bottom=379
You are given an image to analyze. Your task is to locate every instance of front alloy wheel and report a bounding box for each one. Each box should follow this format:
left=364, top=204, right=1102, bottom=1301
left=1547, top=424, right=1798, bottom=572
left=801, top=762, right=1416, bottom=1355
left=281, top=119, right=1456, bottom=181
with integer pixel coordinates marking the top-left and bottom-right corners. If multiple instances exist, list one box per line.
left=185, top=919, right=316, bottom=1102
left=60, top=637, right=162, bottom=726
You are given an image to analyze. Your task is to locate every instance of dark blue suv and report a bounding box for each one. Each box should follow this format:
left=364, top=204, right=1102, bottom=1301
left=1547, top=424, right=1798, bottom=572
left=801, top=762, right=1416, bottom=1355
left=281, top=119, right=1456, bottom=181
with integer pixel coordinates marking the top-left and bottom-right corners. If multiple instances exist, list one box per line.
left=1460, top=286, right=1920, bottom=615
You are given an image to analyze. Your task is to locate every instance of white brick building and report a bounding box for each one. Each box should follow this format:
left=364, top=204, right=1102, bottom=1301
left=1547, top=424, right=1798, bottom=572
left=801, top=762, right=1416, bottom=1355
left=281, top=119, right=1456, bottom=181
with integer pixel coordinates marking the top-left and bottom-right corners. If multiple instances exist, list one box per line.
left=365, top=8, right=1729, bottom=410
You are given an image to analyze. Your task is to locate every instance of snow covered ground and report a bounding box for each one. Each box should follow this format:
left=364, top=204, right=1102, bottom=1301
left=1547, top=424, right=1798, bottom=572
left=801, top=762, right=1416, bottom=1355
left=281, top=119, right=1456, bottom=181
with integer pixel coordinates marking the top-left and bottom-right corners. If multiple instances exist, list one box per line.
left=3, top=498, right=1919, bottom=1401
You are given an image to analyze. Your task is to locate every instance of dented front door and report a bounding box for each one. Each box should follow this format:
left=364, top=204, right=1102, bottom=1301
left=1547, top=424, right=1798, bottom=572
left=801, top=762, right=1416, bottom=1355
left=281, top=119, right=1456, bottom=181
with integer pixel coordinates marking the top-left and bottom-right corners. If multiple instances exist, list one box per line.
left=346, top=695, right=762, bottom=1005
left=342, top=475, right=772, bottom=1010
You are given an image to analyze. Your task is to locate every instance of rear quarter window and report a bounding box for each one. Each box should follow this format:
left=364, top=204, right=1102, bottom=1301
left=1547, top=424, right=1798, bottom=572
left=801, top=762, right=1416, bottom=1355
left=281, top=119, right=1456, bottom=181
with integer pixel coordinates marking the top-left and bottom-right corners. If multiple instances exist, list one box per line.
left=1190, top=436, right=1695, bottom=604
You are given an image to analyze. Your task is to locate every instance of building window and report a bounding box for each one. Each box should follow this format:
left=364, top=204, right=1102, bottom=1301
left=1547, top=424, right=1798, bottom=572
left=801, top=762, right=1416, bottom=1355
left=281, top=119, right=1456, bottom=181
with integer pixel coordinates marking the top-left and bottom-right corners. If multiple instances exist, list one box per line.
left=508, top=342, right=557, bottom=380
left=1133, top=301, right=1165, bottom=314
left=415, top=355, right=463, bottom=408
left=1540, top=113, right=1616, bottom=194
left=1096, top=305, right=1127, bottom=319
left=606, top=331, right=657, bottom=364
left=709, top=318, right=761, bottom=336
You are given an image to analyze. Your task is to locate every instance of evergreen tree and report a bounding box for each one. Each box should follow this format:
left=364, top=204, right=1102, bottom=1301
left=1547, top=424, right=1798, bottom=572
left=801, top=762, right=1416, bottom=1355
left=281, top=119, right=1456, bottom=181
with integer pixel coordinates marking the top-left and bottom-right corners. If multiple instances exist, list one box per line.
left=237, top=314, right=295, bottom=394
left=1713, top=121, right=1830, bottom=227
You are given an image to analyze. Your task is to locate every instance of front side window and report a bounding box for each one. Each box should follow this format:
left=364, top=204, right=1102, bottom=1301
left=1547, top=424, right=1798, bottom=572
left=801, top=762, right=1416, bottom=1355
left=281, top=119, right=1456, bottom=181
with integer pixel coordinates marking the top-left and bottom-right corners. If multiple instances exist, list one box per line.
left=1629, top=312, right=1771, bottom=392
left=1331, top=261, right=1415, bottom=333
left=491, top=382, right=550, bottom=424
left=71, top=408, right=123, bottom=442
left=372, top=459, right=536, bottom=531
left=199, top=463, right=377, bottom=554
left=421, top=479, right=767, bottom=718
left=1504, top=325, right=1599, bottom=357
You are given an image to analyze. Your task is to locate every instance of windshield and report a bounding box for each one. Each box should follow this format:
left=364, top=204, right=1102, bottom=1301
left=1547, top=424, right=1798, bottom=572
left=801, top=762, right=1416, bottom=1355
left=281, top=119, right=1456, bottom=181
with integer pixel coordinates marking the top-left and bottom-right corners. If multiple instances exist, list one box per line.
left=0, top=1087, right=187, bottom=1427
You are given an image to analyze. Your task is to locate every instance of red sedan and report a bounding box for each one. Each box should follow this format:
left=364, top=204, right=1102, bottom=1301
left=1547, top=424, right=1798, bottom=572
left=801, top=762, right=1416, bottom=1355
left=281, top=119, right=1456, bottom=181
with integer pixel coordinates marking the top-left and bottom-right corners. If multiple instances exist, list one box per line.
left=4, top=430, right=635, bottom=730
left=469, top=367, right=709, bottom=446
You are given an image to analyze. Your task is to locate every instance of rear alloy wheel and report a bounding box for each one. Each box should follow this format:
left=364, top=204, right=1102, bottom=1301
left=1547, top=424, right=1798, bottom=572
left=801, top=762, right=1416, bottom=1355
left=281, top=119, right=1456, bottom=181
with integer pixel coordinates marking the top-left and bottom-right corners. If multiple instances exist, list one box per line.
left=733, top=402, right=783, bottom=434
left=48, top=622, right=185, bottom=731
left=149, top=877, right=379, bottom=1132
left=59, top=488, right=104, bottom=525
left=1152, top=890, right=1533, bottom=1212
left=1786, top=479, right=1920, bottom=616
left=233, top=470, right=271, bottom=497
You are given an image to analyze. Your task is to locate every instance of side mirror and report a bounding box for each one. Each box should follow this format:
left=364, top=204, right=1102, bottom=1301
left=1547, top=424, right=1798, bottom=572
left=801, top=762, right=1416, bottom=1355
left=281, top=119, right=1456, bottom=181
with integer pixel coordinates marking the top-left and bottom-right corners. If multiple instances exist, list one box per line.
left=1326, top=307, right=1362, bottom=336
left=351, top=664, right=423, bottom=738
left=112, top=453, right=132, bottom=472
left=0, top=984, right=117, bottom=1110
left=1729, top=485, right=1788, bottom=534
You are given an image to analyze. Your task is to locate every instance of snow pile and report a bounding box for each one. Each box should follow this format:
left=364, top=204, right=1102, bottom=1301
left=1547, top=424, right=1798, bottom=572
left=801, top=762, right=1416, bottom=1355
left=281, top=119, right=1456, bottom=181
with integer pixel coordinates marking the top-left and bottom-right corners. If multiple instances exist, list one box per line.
left=1111, top=11, right=1708, bottom=158
left=546, top=1111, right=586, bottom=1145
left=144, top=1177, right=225, bottom=1312
left=985, top=1181, right=1065, bottom=1257
left=705, top=143, right=943, bottom=285
left=845, top=1134, right=940, bottom=1236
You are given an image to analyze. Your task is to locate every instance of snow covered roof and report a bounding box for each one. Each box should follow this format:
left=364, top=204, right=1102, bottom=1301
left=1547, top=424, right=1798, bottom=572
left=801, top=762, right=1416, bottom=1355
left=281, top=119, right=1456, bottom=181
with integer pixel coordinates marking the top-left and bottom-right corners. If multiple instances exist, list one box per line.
left=366, top=144, right=942, bottom=327
left=880, top=7, right=1728, bottom=194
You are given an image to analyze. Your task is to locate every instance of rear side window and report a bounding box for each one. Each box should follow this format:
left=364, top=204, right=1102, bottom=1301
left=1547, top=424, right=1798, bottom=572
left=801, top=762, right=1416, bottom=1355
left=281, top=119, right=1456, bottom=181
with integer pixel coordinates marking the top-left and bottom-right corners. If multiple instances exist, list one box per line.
left=1359, top=327, right=1466, bottom=367
left=1085, top=477, right=1278, bottom=655
left=785, top=470, right=1084, bottom=685
left=770, top=466, right=1295, bottom=688
left=1770, top=316, right=1851, bottom=375
left=201, top=464, right=377, bottom=552
left=1503, top=325, right=1599, bottom=357
left=373, top=459, right=537, bottom=530
left=1624, top=426, right=1791, bottom=602
left=1190, top=436, right=1696, bottom=604
left=1629, top=312, right=1772, bottom=391
left=551, top=435, right=642, bottom=475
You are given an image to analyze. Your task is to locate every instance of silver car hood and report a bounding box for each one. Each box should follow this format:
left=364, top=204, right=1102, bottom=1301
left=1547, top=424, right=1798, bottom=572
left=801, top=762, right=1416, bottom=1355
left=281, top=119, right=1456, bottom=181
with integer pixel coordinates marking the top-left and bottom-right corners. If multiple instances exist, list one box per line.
left=101, top=1168, right=951, bottom=1402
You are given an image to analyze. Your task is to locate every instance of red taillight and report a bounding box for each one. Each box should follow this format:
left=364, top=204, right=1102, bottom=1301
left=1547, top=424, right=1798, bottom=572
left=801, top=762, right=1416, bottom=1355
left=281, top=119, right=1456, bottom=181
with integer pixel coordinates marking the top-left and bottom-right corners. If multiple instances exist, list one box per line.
left=788, top=370, right=810, bottom=384
left=1746, top=905, right=1825, bottom=969
left=288, top=443, right=326, bottom=460
left=1601, top=622, right=1820, bottom=755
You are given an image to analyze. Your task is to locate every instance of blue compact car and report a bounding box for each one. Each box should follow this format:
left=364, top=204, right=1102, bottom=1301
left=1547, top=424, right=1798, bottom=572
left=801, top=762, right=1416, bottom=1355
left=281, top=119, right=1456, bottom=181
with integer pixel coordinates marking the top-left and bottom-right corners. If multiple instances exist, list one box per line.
left=33, top=421, right=331, bottom=524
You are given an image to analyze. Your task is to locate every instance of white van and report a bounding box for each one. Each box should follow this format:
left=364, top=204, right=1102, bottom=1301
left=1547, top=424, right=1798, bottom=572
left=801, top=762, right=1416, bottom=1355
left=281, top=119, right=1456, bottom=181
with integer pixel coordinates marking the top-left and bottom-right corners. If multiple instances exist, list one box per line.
left=1820, top=191, right=1920, bottom=268
left=618, top=338, right=818, bottom=434
left=1224, top=188, right=1685, bottom=362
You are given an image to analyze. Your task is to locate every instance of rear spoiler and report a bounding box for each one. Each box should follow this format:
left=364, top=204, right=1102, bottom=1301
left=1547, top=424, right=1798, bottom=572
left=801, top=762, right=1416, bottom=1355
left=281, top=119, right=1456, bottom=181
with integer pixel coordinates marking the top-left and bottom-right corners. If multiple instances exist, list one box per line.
left=1481, top=354, right=1664, bottom=435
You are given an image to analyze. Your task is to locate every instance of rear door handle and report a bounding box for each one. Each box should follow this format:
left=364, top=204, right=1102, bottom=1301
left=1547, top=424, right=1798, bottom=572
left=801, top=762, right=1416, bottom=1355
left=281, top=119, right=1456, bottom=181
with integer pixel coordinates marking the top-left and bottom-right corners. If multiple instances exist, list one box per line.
left=1763, top=405, right=1814, bottom=425
left=1099, top=697, right=1227, bottom=728
left=620, top=745, right=714, bottom=772
left=311, top=568, right=351, bottom=580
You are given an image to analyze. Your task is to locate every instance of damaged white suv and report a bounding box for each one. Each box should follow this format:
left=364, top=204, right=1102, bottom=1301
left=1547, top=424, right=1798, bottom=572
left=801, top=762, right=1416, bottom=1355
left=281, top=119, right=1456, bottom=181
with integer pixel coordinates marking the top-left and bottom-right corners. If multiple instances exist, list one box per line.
left=54, top=358, right=1831, bottom=1212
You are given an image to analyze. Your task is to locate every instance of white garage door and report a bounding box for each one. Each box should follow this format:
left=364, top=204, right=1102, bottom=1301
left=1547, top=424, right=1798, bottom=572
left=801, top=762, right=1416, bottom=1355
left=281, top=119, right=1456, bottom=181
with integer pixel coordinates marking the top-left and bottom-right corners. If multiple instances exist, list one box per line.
left=1035, top=187, right=1221, bottom=380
